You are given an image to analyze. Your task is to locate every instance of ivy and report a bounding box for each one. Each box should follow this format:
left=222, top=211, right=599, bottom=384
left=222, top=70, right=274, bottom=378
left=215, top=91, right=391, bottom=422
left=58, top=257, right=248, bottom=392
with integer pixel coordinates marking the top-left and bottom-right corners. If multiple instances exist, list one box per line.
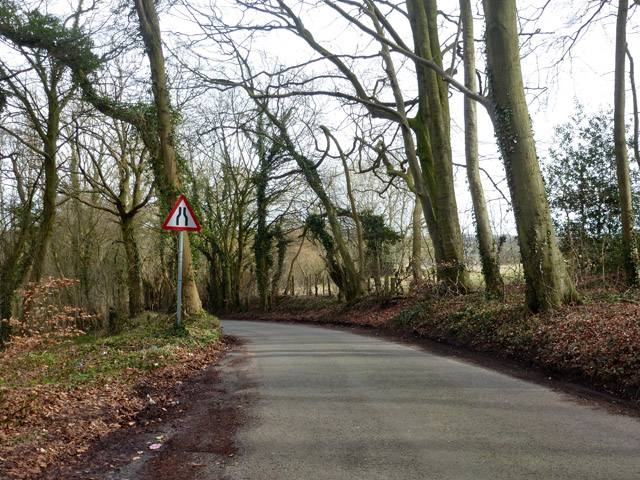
left=306, top=214, right=335, bottom=255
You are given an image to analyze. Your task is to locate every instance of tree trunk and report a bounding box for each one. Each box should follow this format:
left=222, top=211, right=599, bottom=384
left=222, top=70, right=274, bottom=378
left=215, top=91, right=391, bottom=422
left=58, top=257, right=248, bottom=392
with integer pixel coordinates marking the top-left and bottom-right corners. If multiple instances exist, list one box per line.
left=325, top=127, right=366, bottom=287
left=270, top=232, right=287, bottom=303
left=406, top=0, right=470, bottom=290
left=483, top=0, right=578, bottom=312
left=461, top=0, right=504, bottom=297
left=134, top=0, right=202, bottom=314
left=285, top=235, right=305, bottom=296
left=254, top=159, right=271, bottom=311
left=288, top=153, right=362, bottom=302
left=373, top=253, right=382, bottom=293
left=30, top=121, right=59, bottom=282
left=411, top=196, right=423, bottom=283
left=121, top=214, right=143, bottom=315
left=614, top=0, right=640, bottom=285
left=234, top=222, right=246, bottom=308
left=627, top=48, right=640, bottom=169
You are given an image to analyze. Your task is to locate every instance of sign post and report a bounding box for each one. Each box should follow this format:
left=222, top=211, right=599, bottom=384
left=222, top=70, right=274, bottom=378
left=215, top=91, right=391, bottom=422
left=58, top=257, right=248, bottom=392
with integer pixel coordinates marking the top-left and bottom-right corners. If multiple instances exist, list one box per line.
left=162, top=194, right=201, bottom=325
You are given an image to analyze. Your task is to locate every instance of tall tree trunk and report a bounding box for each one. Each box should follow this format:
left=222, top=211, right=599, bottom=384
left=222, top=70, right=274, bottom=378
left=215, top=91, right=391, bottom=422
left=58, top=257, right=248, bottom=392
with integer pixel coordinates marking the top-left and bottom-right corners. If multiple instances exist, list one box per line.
left=461, top=0, right=503, bottom=297
left=234, top=222, right=246, bottom=308
left=483, top=0, right=578, bottom=312
left=254, top=160, right=271, bottom=311
left=614, top=0, right=640, bottom=285
left=30, top=120, right=59, bottom=282
left=285, top=234, right=305, bottom=296
left=411, top=196, right=423, bottom=283
left=406, top=0, right=470, bottom=290
left=134, top=0, right=202, bottom=314
left=627, top=47, right=640, bottom=169
left=373, top=254, right=382, bottom=293
left=270, top=231, right=287, bottom=302
left=121, top=214, right=143, bottom=315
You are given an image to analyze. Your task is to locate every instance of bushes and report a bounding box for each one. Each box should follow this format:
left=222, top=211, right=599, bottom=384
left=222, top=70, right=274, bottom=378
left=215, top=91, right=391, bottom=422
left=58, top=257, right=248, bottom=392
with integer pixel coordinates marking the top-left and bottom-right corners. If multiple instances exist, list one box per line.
left=1, top=278, right=97, bottom=353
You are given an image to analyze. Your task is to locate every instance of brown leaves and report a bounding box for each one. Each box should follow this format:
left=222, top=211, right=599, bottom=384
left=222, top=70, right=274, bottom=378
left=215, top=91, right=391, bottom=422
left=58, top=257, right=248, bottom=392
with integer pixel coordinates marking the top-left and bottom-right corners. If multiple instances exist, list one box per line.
left=0, top=341, right=226, bottom=479
left=0, top=307, right=226, bottom=480
left=2, top=277, right=97, bottom=356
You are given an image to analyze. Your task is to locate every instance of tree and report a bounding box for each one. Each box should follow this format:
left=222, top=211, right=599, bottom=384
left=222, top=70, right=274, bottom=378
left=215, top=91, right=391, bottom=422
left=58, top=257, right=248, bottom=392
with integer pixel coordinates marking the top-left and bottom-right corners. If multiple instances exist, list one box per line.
left=250, top=114, right=291, bottom=311
left=404, top=0, right=469, bottom=289
left=483, top=0, right=578, bottom=312
left=64, top=111, right=154, bottom=315
left=0, top=10, right=78, bottom=283
left=0, top=0, right=204, bottom=316
left=461, top=0, right=503, bottom=297
left=322, top=126, right=366, bottom=290
left=613, top=0, right=640, bottom=284
left=133, top=0, right=202, bottom=315
left=544, top=108, right=636, bottom=278
left=0, top=130, right=40, bottom=341
left=410, top=195, right=423, bottom=283
left=360, top=211, right=402, bottom=293
left=189, top=125, right=256, bottom=311
left=191, top=0, right=470, bottom=290
left=209, top=49, right=365, bottom=302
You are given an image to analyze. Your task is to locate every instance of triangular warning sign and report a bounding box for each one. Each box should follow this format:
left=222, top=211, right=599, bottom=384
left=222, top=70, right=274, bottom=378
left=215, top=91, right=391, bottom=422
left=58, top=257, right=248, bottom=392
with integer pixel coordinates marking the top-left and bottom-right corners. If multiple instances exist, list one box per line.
left=162, top=195, right=201, bottom=231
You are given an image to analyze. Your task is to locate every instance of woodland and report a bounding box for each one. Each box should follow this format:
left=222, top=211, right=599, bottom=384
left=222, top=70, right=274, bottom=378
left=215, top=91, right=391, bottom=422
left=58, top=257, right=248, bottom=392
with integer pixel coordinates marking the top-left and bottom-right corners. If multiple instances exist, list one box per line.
left=2, top=0, right=639, bottom=324
left=3, top=0, right=640, bottom=476
left=1, top=0, right=640, bottom=337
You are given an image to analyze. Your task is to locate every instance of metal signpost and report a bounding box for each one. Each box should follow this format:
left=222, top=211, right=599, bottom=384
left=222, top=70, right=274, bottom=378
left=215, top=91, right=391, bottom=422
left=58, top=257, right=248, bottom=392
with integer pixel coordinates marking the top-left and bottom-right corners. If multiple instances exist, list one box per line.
left=162, top=194, right=201, bottom=325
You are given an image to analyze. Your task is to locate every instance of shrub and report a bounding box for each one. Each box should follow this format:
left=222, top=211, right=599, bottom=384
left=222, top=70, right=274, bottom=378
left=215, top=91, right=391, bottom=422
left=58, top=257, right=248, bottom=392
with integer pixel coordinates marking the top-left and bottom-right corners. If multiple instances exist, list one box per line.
left=2, top=278, right=96, bottom=355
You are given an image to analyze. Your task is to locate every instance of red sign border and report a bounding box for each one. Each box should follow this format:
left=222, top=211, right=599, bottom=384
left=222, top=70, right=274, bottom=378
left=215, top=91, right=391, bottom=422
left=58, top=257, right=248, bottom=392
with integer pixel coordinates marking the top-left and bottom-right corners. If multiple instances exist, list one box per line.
left=162, top=194, right=201, bottom=231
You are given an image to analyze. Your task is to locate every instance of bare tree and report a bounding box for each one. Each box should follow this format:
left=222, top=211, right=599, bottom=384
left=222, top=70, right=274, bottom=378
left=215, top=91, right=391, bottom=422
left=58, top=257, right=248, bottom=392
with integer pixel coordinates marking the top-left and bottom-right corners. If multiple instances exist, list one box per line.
left=182, top=0, right=471, bottom=290
left=461, top=0, right=503, bottom=297
left=0, top=19, right=77, bottom=282
left=614, top=0, right=640, bottom=284
left=483, top=0, right=578, bottom=311
left=63, top=110, right=154, bottom=315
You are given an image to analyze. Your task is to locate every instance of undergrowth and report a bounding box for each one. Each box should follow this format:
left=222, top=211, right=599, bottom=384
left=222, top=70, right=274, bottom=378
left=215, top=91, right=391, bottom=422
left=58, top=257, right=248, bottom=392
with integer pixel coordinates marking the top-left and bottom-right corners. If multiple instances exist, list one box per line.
left=0, top=278, right=225, bottom=479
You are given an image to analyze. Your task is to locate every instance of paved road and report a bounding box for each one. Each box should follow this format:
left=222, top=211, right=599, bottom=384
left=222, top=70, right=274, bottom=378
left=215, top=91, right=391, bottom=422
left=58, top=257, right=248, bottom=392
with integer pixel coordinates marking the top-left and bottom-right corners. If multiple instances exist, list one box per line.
left=221, top=320, right=640, bottom=480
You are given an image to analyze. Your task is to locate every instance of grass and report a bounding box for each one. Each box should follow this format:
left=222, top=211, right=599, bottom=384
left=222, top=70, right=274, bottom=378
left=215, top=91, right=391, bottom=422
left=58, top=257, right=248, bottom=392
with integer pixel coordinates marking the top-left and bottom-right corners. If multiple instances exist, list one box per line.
left=0, top=311, right=222, bottom=390
left=0, top=309, right=225, bottom=479
left=465, top=263, right=524, bottom=289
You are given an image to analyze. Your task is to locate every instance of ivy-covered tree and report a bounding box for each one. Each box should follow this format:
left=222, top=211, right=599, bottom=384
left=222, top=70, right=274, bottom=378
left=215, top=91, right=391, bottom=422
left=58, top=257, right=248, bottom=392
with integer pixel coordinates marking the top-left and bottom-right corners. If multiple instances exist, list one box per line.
left=0, top=0, right=204, bottom=316
left=250, top=115, right=291, bottom=312
left=483, top=0, right=578, bottom=311
left=305, top=214, right=352, bottom=300
left=360, top=211, right=402, bottom=293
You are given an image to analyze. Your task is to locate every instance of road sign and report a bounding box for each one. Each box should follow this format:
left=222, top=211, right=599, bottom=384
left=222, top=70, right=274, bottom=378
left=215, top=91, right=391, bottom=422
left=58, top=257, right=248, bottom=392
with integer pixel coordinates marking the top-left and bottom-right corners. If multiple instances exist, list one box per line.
left=162, top=194, right=201, bottom=326
left=162, top=194, right=201, bottom=231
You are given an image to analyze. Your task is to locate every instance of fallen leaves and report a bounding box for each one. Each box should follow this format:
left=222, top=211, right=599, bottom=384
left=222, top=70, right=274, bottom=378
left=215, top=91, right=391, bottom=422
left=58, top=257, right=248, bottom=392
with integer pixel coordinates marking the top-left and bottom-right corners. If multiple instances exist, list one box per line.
left=0, top=327, right=227, bottom=479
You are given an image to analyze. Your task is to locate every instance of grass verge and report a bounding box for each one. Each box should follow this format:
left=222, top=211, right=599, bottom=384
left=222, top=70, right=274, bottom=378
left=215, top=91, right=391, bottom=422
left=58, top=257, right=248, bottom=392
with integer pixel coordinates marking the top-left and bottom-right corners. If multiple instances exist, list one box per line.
left=0, top=311, right=225, bottom=480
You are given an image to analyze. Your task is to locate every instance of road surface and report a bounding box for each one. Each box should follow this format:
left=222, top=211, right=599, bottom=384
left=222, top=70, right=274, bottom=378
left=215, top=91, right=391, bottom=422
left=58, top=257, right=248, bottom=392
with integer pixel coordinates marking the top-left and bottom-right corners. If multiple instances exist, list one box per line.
left=221, top=320, right=640, bottom=480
